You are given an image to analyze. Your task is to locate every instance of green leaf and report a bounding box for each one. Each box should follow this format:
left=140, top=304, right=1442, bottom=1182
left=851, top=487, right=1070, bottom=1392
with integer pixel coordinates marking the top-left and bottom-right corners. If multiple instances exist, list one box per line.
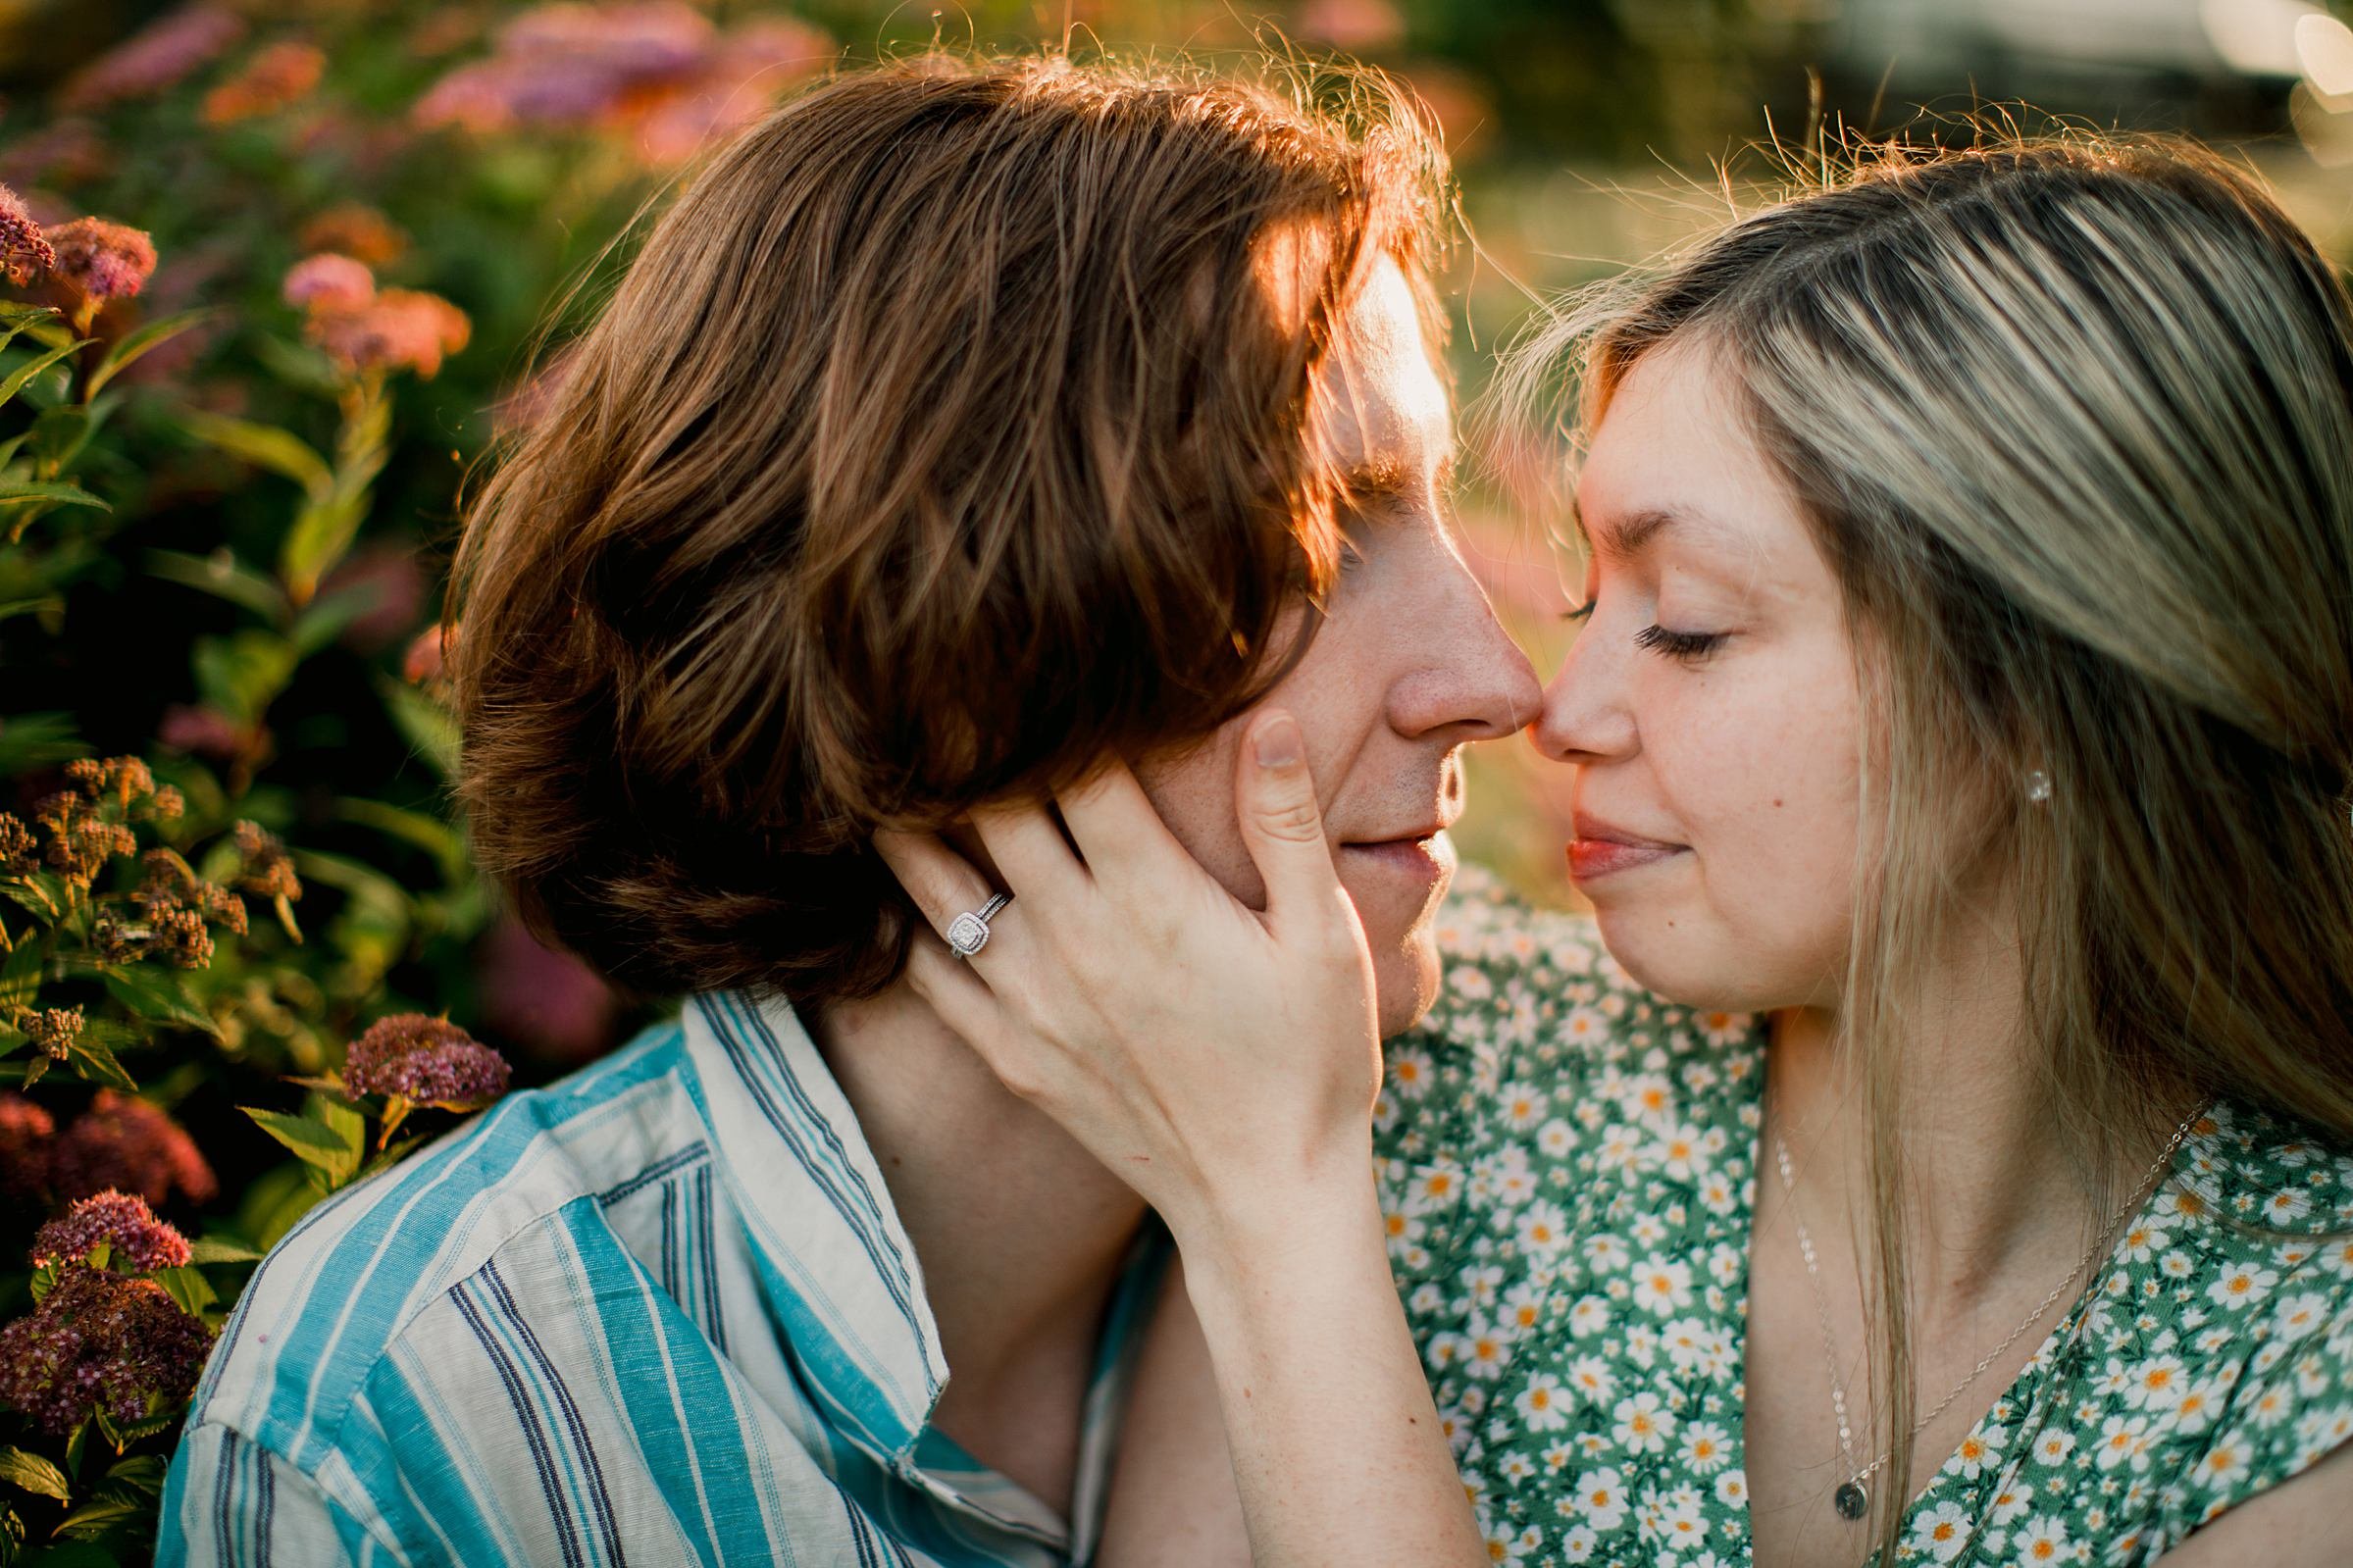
left=174, top=408, right=332, bottom=497
left=144, top=547, right=287, bottom=623
left=186, top=1236, right=262, bottom=1265
left=190, top=629, right=296, bottom=727
left=85, top=307, right=227, bottom=399
left=310, top=1090, right=365, bottom=1156
left=378, top=677, right=458, bottom=782
left=102, top=1455, right=166, bottom=1495
left=0, top=1449, right=68, bottom=1502
left=289, top=583, right=379, bottom=657
left=333, top=796, right=467, bottom=883
left=151, top=1266, right=215, bottom=1320
left=0, top=482, right=105, bottom=513
left=0, top=715, right=80, bottom=777
left=235, top=1161, right=322, bottom=1252
left=0, top=939, right=41, bottom=1010
left=18, top=1056, right=46, bottom=1090
left=280, top=491, right=369, bottom=607
left=241, top=1108, right=361, bottom=1186
left=0, top=597, right=63, bottom=627
left=0, top=338, right=92, bottom=409
left=62, top=1033, right=134, bottom=1091
left=0, top=884, right=59, bottom=924
left=100, top=967, right=222, bottom=1040
left=23, top=406, right=89, bottom=474
left=49, top=1494, right=142, bottom=1541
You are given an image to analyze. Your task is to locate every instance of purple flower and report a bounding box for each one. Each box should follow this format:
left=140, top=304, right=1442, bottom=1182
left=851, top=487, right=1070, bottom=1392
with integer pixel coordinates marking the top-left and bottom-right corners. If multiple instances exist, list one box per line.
left=50, top=1091, right=219, bottom=1208
left=31, top=1190, right=192, bottom=1272
left=0, top=1093, right=56, bottom=1202
left=43, top=217, right=156, bottom=302
left=281, top=252, right=375, bottom=313
left=343, top=1013, right=510, bottom=1107
left=57, top=4, right=248, bottom=112
left=0, top=1263, right=213, bottom=1437
left=0, top=182, right=55, bottom=287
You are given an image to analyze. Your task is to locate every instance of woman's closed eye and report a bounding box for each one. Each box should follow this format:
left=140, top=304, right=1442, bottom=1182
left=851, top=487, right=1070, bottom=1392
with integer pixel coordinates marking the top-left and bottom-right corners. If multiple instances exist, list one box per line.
left=1560, top=599, right=1727, bottom=665
left=1631, top=623, right=1727, bottom=663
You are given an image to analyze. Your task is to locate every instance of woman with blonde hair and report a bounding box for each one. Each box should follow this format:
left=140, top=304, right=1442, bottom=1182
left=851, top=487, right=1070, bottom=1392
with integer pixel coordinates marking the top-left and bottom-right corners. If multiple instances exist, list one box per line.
left=882, top=129, right=2353, bottom=1564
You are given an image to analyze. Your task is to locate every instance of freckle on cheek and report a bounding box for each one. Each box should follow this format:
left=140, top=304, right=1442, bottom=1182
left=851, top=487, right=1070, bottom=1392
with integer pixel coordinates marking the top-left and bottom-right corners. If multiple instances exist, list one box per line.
left=1772, top=799, right=1783, bottom=808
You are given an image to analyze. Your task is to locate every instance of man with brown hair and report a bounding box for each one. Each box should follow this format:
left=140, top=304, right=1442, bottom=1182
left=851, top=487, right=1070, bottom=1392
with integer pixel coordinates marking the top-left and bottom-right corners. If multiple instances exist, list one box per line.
left=162, top=50, right=1536, bottom=1565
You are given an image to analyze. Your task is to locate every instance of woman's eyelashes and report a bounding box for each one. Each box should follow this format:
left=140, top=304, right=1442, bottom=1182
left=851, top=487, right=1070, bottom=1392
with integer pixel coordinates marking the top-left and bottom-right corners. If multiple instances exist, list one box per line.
left=1632, top=623, right=1727, bottom=663
left=1560, top=598, right=1727, bottom=664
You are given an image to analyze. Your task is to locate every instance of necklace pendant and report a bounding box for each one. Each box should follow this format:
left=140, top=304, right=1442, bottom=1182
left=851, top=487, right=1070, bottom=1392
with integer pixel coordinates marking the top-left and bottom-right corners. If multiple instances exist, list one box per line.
left=1834, top=1481, right=1869, bottom=1520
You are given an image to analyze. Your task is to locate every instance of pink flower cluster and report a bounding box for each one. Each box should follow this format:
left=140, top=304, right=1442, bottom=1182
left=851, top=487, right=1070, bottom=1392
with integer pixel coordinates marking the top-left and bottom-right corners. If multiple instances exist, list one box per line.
left=279, top=252, right=471, bottom=380
left=31, top=1190, right=193, bottom=1272
left=412, top=1, right=832, bottom=166
left=0, top=1264, right=212, bottom=1436
left=46, top=217, right=157, bottom=301
left=343, top=1013, right=511, bottom=1107
left=0, top=1090, right=221, bottom=1210
left=56, top=4, right=247, bottom=113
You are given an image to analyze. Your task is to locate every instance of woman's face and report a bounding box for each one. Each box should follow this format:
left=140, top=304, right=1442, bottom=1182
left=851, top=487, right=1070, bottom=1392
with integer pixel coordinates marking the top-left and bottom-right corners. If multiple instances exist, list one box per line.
left=1530, top=335, right=1865, bottom=1013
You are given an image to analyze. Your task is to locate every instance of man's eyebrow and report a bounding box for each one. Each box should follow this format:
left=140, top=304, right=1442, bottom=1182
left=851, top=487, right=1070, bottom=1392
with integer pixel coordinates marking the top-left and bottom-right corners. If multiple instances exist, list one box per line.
left=1339, top=448, right=1455, bottom=507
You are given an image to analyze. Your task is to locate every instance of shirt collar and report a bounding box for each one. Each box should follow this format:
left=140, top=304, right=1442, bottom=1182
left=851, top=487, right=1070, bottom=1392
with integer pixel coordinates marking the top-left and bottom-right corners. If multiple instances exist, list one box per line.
left=678, top=986, right=1175, bottom=1555
left=680, top=987, right=948, bottom=1459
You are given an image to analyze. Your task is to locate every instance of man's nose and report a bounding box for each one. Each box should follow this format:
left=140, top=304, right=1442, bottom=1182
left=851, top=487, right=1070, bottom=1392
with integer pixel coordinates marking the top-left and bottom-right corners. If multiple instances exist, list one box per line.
left=1388, top=552, right=1544, bottom=742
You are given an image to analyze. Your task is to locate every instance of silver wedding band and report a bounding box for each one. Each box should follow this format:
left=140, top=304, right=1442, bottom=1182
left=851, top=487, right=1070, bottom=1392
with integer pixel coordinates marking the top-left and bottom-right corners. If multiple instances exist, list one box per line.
left=946, top=892, right=1012, bottom=959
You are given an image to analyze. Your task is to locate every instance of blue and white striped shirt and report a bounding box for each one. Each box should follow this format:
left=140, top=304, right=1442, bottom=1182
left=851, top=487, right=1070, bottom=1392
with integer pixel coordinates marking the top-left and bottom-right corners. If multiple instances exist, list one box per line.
left=157, top=987, right=1173, bottom=1566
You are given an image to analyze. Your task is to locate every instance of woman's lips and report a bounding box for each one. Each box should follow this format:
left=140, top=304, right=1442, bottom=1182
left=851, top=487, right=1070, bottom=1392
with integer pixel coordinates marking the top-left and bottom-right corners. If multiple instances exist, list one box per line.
left=1567, top=817, right=1688, bottom=884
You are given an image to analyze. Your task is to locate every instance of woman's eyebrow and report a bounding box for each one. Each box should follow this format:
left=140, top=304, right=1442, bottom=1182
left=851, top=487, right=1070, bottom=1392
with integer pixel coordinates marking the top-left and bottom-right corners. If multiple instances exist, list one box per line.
left=1585, top=503, right=1731, bottom=563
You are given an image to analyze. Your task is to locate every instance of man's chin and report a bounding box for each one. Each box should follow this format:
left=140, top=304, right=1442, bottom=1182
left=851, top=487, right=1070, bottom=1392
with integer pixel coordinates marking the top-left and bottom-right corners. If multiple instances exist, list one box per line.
left=1370, top=925, right=1444, bottom=1040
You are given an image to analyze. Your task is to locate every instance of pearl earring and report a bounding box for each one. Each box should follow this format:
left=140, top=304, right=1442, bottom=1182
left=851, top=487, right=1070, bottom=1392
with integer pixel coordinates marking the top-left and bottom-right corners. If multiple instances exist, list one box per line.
left=2024, top=769, right=2053, bottom=803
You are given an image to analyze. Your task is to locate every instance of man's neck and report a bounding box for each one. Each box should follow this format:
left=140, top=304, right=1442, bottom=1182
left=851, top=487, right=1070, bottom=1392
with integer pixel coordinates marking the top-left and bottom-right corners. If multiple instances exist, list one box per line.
left=809, top=980, right=1149, bottom=1515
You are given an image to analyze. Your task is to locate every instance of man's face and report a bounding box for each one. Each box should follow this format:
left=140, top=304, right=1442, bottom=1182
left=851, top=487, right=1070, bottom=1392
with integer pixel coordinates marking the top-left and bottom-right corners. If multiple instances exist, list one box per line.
left=1133, top=255, right=1542, bottom=1037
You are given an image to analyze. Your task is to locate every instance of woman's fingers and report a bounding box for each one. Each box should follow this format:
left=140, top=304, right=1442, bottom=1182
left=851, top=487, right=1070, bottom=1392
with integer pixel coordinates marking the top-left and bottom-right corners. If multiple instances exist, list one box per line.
left=872, top=829, right=1023, bottom=964
left=1232, top=710, right=1354, bottom=947
left=896, top=938, right=1049, bottom=1100
left=1052, top=753, right=1196, bottom=889
left=968, top=797, right=1091, bottom=905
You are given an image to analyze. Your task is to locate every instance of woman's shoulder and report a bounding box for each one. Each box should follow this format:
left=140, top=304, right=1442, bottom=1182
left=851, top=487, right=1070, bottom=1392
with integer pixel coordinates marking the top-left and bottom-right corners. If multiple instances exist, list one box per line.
left=2030, top=1098, right=2353, bottom=1561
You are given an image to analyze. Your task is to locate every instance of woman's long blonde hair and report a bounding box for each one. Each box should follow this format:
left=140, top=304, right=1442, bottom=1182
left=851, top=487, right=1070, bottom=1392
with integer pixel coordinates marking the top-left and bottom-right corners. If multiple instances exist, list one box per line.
left=1507, top=131, right=2353, bottom=1552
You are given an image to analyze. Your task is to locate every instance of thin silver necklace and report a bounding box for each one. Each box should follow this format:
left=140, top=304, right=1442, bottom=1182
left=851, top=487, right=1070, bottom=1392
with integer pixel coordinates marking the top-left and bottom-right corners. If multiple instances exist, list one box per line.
left=1768, top=1100, right=2206, bottom=1524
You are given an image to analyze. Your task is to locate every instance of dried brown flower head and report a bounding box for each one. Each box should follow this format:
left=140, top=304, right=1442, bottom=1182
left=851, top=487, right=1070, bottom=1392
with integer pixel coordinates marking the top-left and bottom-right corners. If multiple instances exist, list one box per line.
left=0, top=182, right=55, bottom=286
left=16, top=1007, right=83, bottom=1060
left=230, top=821, right=300, bottom=902
left=0, top=814, right=35, bottom=876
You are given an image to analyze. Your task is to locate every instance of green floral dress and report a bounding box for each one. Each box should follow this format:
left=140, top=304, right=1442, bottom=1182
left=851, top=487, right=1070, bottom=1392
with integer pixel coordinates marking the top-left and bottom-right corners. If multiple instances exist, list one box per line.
left=1372, top=865, right=2353, bottom=1565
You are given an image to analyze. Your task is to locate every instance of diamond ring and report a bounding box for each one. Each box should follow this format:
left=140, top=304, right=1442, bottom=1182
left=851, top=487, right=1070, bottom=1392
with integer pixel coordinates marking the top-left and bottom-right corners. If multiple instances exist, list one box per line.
left=946, top=892, right=1013, bottom=959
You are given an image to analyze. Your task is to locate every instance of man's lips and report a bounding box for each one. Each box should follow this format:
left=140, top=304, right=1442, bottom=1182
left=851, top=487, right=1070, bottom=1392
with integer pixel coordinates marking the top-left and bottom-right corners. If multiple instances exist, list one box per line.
left=1338, top=825, right=1457, bottom=887
left=1568, top=814, right=1688, bottom=883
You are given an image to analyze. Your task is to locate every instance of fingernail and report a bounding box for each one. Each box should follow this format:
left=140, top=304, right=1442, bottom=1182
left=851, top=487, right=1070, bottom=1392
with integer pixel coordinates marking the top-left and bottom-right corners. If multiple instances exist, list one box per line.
left=1253, top=714, right=1302, bottom=769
